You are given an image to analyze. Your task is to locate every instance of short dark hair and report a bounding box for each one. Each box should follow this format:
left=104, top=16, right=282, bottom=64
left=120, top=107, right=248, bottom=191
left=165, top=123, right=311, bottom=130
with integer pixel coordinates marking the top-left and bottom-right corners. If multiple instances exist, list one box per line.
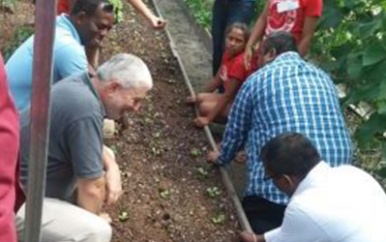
left=261, top=31, right=298, bottom=56
left=71, top=0, right=114, bottom=16
left=261, top=132, right=321, bottom=178
left=225, top=22, right=250, bottom=42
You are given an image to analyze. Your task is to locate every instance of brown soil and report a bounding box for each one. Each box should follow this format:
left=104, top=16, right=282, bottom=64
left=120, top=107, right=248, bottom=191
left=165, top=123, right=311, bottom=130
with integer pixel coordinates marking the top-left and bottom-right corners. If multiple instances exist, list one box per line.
left=1, top=1, right=240, bottom=242
left=101, top=2, right=239, bottom=241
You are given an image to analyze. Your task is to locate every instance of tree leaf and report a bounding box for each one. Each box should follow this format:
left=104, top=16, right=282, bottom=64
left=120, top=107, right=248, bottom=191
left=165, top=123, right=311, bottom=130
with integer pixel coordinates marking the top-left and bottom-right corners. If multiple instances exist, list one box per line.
left=347, top=53, right=363, bottom=80
left=355, top=113, right=386, bottom=149
left=358, top=17, right=383, bottom=39
left=363, top=41, right=386, bottom=66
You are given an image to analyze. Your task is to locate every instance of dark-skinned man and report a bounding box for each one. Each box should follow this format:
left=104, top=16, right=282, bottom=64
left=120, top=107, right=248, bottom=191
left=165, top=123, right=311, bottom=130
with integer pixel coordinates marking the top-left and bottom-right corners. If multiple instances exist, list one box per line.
left=6, top=0, right=115, bottom=112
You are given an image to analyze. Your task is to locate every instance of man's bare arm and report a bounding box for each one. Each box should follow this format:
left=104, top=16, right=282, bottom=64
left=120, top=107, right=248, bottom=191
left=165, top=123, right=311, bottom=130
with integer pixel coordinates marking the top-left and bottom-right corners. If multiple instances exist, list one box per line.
left=298, top=16, right=319, bottom=57
left=77, top=176, right=106, bottom=214
left=127, top=0, right=167, bottom=29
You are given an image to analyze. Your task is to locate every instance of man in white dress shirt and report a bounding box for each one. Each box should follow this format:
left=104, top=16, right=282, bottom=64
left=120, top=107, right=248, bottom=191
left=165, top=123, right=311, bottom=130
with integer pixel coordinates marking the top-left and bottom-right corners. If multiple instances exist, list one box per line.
left=240, top=132, right=386, bottom=242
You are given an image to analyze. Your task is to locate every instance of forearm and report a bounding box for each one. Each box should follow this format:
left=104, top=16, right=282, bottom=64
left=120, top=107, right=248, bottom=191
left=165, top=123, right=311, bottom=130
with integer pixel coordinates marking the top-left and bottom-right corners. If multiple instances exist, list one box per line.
left=298, top=16, right=319, bottom=57
left=128, top=0, right=157, bottom=22
left=103, top=145, right=118, bottom=171
left=246, top=18, right=266, bottom=50
left=77, top=177, right=106, bottom=214
left=216, top=84, right=252, bottom=165
left=298, top=36, right=312, bottom=57
left=204, top=78, right=221, bottom=93
left=246, top=4, right=268, bottom=50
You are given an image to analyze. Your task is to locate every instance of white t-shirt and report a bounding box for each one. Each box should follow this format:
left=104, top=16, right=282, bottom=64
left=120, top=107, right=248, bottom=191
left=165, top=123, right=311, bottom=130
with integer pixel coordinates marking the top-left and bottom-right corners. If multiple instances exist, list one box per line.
left=264, top=162, right=386, bottom=242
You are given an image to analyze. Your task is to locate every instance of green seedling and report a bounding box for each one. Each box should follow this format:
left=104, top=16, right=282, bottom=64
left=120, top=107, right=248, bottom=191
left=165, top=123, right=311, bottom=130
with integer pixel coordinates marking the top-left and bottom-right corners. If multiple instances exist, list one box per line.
left=118, top=211, right=129, bottom=222
left=190, top=148, right=202, bottom=157
left=144, top=117, right=153, bottom=124
left=152, top=147, right=162, bottom=156
left=153, top=132, right=161, bottom=139
left=211, top=213, right=225, bottom=225
left=206, top=187, right=221, bottom=198
left=159, top=189, right=170, bottom=199
left=197, top=167, right=209, bottom=178
left=110, top=145, right=118, bottom=153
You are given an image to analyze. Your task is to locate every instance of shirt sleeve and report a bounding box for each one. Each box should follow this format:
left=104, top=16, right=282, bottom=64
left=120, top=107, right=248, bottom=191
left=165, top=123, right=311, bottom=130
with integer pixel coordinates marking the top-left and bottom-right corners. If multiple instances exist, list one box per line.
left=304, top=0, right=323, bottom=17
left=228, top=55, right=248, bottom=82
left=216, top=80, right=253, bottom=165
left=55, top=44, right=88, bottom=81
left=66, top=116, right=104, bottom=179
left=264, top=202, right=327, bottom=242
left=0, top=53, right=19, bottom=242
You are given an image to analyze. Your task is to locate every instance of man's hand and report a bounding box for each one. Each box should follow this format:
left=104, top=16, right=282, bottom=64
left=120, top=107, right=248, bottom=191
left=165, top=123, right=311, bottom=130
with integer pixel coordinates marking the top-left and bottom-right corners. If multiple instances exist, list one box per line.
left=99, top=212, right=113, bottom=224
left=207, top=151, right=219, bottom=164
left=149, top=16, right=167, bottom=30
left=239, top=231, right=265, bottom=242
left=103, top=146, right=122, bottom=205
left=194, top=116, right=210, bottom=128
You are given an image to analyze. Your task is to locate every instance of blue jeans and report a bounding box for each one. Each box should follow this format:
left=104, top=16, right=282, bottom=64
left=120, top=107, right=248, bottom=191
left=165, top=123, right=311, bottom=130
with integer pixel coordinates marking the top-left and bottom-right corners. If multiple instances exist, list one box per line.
left=211, top=0, right=256, bottom=76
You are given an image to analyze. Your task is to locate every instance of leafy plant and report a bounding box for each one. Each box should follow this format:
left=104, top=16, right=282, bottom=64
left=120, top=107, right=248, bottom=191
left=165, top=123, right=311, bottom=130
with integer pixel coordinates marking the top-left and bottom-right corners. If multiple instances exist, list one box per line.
left=206, top=186, right=221, bottom=198
left=159, top=188, right=170, bottom=199
left=183, top=0, right=214, bottom=30
left=118, top=211, right=130, bottom=222
left=108, top=0, right=123, bottom=23
left=190, top=148, right=202, bottom=157
left=197, top=166, right=209, bottom=178
left=310, top=0, right=386, bottom=173
left=211, top=213, right=225, bottom=224
left=2, top=25, right=34, bottom=61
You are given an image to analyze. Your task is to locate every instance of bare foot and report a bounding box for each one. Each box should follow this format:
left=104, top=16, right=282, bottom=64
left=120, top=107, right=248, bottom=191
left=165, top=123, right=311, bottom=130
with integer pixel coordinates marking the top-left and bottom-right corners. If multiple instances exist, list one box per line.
left=186, top=95, right=196, bottom=105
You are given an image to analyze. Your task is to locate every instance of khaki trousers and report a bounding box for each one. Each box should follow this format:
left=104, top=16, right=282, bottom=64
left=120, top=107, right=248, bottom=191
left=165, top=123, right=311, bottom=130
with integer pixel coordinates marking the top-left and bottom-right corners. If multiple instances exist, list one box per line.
left=16, top=198, right=112, bottom=242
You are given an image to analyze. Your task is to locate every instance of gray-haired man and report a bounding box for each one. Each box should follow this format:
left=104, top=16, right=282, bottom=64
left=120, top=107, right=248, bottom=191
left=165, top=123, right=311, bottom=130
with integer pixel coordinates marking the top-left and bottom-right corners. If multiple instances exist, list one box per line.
left=17, top=53, right=153, bottom=242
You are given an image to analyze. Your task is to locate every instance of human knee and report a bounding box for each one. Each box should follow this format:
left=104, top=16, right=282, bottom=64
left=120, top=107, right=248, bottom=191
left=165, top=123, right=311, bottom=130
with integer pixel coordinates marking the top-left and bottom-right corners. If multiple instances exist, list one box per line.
left=84, top=220, right=112, bottom=242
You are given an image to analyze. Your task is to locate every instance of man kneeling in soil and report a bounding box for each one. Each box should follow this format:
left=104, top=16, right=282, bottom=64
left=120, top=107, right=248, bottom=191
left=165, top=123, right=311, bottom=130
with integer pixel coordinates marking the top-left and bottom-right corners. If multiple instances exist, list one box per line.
left=208, top=32, right=353, bottom=234
left=17, top=54, right=153, bottom=242
left=240, top=133, right=386, bottom=242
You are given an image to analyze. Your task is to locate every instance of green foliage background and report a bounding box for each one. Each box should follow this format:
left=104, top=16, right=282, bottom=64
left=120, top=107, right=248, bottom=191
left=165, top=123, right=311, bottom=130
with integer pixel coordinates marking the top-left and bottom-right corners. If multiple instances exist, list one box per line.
left=183, top=0, right=386, bottom=179
left=312, top=0, right=386, bottom=175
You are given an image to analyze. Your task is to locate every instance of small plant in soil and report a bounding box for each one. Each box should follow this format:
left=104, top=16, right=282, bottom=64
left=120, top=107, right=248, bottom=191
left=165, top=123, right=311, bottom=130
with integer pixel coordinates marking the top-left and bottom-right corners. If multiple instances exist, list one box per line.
left=159, top=188, right=170, bottom=199
left=197, top=166, right=209, bottom=178
left=190, top=148, right=202, bottom=157
left=206, top=186, right=221, bottom=198
left=152, top=147, right=162, bottom=156
left=118, top=211, right=130, bottom=222
left=211, top=213, right=225, bottom=225
left=153, top=131, right=162, bottom=139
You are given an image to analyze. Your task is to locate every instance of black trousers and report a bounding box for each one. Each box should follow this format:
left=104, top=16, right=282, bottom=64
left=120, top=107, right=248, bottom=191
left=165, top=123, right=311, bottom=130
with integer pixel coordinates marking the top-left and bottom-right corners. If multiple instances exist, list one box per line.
left=242, top=195, right=286, bottom=234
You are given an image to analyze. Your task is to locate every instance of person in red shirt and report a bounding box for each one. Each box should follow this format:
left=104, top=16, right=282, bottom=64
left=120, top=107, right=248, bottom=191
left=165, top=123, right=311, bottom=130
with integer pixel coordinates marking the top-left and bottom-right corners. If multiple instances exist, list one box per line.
left=244, top=0, right=323, bottom=71
left=0, top=53, right=21, bottom=242
left=186, top=23, right=250, bottom=128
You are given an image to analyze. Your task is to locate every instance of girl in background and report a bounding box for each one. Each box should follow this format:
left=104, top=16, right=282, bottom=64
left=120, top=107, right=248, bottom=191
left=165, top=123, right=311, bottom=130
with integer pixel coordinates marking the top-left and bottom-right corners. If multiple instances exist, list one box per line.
left=187, top=23, right=250, bottom=128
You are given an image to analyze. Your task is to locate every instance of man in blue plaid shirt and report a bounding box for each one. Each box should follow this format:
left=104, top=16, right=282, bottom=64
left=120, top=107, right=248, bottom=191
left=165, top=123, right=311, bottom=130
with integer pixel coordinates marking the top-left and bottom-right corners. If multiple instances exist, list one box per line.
left=208, top=31, right=353, bottom=234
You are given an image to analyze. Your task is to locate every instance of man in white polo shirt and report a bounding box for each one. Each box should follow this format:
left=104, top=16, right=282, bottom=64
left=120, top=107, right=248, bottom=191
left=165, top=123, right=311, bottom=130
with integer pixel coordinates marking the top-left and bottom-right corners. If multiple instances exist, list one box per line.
left=240, top=132, right=386, bottom=242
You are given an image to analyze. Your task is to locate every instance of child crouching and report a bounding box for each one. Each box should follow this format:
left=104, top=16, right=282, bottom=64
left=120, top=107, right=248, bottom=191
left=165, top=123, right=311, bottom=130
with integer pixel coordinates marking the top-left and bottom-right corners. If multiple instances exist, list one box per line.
left=187, top=23, right=250, bottom=128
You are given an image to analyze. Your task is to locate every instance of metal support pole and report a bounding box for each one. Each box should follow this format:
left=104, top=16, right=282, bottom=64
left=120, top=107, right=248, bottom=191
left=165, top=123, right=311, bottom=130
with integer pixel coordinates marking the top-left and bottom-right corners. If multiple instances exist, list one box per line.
left=24, top=0, right=57, bottom=241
